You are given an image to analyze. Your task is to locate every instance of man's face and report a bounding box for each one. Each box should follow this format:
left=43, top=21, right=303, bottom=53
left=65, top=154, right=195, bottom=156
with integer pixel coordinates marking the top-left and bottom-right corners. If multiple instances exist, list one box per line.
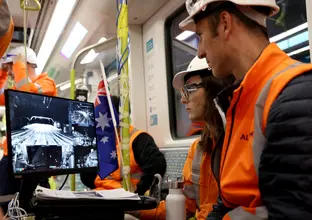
left=180, top=75, right=205, bottom=122
left=195, top=16, right=232, bottom=79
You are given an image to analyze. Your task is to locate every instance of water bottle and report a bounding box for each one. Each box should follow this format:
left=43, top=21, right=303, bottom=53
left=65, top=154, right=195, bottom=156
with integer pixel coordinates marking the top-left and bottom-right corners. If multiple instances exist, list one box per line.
left=166, top=180, right=185, bottom=220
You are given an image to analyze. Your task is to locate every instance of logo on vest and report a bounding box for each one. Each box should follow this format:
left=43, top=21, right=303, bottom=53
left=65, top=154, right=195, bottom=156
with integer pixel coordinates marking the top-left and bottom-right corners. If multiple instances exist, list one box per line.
left=240, top=131, right=254, bottom=141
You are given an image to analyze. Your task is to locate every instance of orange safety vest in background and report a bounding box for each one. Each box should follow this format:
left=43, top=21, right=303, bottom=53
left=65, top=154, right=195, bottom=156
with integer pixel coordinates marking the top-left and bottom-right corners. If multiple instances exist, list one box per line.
left=219, top=43, right=312, bottom=219
left=0, top=61, right=57, bottom=105
left=183, top=138, right=218, bottom=219
left=94, top=125, right=143, bottom=190
left=140, top=138, right=218, bottom=220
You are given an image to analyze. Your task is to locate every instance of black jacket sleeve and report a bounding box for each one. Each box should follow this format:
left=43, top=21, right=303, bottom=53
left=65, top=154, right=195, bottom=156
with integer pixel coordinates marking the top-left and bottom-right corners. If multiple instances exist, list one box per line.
left=80, top=169, right=97, bottom=189
left=259, top=71, right=312, bottom=220
left=132, top=132, right=166, bottom=195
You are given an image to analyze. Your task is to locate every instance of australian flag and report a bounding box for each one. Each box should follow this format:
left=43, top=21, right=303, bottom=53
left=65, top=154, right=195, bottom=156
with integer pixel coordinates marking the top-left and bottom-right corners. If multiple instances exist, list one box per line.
left=94, top=80, right=119, bottom=179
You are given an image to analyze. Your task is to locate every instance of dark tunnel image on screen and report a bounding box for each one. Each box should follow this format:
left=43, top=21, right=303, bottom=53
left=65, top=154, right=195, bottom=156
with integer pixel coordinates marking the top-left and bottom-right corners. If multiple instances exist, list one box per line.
left=7, top=91, right=98, bottom=174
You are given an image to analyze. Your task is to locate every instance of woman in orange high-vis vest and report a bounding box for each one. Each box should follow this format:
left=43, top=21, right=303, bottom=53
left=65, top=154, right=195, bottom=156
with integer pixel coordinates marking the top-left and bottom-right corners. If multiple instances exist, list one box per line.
left=139, top=56, right=233, bottom=220
left=80, top=95, right=166, bottom=197
left=180, top=0, right=312, bottom=219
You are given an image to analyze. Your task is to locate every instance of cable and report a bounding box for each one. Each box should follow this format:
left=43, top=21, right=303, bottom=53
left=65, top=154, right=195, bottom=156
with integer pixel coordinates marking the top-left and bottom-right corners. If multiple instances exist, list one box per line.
left=58, top=174, right=69, bottom=190
left=5, top=192, right=28, bottom=220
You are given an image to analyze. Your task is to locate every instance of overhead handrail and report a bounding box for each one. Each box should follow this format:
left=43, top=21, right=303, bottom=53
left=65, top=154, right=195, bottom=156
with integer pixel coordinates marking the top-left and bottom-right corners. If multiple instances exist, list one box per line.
left=20, top=0, right=41, bottom=11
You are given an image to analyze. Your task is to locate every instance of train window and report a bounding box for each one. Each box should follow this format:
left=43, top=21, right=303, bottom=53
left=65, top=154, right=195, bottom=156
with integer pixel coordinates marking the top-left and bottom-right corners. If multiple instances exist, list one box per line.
left=268, top=0, right=310, bottom=63
left=165, top=0, right=310, bottom=139
left=165, top=7, right=198, bottom=139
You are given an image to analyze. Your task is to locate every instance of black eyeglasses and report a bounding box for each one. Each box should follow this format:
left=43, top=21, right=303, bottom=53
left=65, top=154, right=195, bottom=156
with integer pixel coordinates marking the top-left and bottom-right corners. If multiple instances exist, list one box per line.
left=180, top=82, right=203, bottom=99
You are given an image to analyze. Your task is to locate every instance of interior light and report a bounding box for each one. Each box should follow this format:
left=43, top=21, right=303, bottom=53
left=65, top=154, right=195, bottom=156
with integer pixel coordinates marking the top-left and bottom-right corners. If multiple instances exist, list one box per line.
left=80, top=37, right=107, bottom=65
left=287, top=46, right=310, bottom=57
left=80, top=49, right=98, bottom=65
left=270, top=22, right=308, bottom=43
left=36, top=0, right=77, bottom=75
left=59, top=78, right=83, bottom=91
left=176, top=31, right=194, bottom=41
left=61, top=22, right=88, bottom=59
left=276, top=31, right=309, bottom=51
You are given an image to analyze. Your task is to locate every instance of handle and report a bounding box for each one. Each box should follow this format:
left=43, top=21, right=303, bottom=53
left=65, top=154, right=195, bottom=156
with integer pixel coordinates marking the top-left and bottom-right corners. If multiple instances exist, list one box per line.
left=20, top=0, right=41, bottom=11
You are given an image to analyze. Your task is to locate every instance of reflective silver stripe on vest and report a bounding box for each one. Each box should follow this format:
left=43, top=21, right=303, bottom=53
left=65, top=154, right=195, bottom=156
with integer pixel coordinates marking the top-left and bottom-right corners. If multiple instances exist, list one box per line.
left=34, top=83, right=43, bottom=94
left=16, top=77, right=31, bottom=89
left=227, top=62, right=303, bottom=220
left=192, top=148, right=203, bottom=208
left=253, top=62, right=302, bottom=176
left=183, top=184, right=196, bottom=199
left=0, top=88, right=4, bottom=95
left=227, top=206, right=268, bottom=220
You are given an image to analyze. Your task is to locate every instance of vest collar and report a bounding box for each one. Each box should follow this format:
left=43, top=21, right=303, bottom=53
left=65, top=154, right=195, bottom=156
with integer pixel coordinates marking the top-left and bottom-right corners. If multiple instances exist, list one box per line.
left=238, top=43, right=289, bottom=93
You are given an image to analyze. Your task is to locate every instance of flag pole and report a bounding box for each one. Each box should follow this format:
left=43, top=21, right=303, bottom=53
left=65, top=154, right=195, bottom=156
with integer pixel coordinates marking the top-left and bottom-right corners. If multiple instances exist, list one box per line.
left=117, top=0, right=131, bottom=191
left=100, top=61, right=129, bottom=190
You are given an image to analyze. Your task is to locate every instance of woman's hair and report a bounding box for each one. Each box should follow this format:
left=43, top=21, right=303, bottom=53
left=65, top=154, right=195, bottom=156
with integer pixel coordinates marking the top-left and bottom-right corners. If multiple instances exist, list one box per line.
left=193, top=71, right=234, bottom=153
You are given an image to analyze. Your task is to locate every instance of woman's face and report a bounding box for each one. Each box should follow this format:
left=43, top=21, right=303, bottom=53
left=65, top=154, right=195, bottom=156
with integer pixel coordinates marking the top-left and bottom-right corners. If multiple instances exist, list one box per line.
left=180, top=75, right=206, bottom=122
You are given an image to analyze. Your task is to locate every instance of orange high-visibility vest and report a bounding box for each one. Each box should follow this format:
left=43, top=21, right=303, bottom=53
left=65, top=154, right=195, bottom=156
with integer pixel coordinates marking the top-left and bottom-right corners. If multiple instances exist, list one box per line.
left=94, top=125, right=143, bottom=190
left=140, top=138, right=218, bottom=220
left=219, top=43, right=312, bottom=219
left=183, top=138, right=218, bottom=219
left=0, top=61, right=57, bottom=106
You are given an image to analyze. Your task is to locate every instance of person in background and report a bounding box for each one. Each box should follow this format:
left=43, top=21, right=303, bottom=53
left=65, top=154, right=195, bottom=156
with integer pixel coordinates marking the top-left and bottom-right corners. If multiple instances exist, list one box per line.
left=0, top=46, right=57, bottom=200
left=80, top=95, right=167, bottom=197
left=140, top=56, right=233, bottom=220
left=0, top=46, right=56, bottom=103
left=180, top=0, right=312, bottom=219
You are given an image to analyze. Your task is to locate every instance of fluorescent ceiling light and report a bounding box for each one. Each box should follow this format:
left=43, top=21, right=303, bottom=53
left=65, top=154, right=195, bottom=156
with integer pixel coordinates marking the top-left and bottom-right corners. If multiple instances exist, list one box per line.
left=59, top=78, right=83, bottom=91
left=287, top=46, right=310, bottom=57
left=270, top=22, right=308, bottom=43
left=80, top=37, right=107, bottom=64
left=61, top=22, right=88, bottom=59
left=80, top=49, right=98, bottom=65
left=36, top=0, right=76, bottom=75
left=176, top=31, right=194, bottom=41
left=277, top=31, right=309, bottom=51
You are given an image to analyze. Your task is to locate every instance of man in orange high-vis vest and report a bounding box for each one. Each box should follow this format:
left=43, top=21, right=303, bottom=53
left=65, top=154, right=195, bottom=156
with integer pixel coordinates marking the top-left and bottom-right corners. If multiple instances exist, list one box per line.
left=80, top=95, right=166, bottom=196
left=180, top=0, right=312, bottom=219
left=0, top=46, right=57, bottom=106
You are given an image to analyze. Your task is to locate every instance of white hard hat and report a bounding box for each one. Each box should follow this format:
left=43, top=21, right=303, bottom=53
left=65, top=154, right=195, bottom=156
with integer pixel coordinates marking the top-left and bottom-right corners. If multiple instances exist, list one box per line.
left=172, top=56, right=211, bottom=90
left=180, top=0, right=280, bottom=31
left=3, top=46, right=37, bottom=67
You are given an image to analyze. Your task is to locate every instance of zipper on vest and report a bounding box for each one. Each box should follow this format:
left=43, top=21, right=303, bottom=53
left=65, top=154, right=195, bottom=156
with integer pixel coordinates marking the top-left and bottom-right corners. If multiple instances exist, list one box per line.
left=219, top=87, right=243, bottom=208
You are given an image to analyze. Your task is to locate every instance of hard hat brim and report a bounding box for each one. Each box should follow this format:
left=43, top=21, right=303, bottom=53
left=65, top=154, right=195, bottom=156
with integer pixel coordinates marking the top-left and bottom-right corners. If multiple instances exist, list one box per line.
left=172, top=68, right=212, bottom=91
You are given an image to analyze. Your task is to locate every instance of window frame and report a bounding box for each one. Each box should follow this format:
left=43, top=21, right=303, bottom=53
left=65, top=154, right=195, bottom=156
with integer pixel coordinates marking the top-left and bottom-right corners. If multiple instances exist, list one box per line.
left=164, top=4, right=199, bottom=140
